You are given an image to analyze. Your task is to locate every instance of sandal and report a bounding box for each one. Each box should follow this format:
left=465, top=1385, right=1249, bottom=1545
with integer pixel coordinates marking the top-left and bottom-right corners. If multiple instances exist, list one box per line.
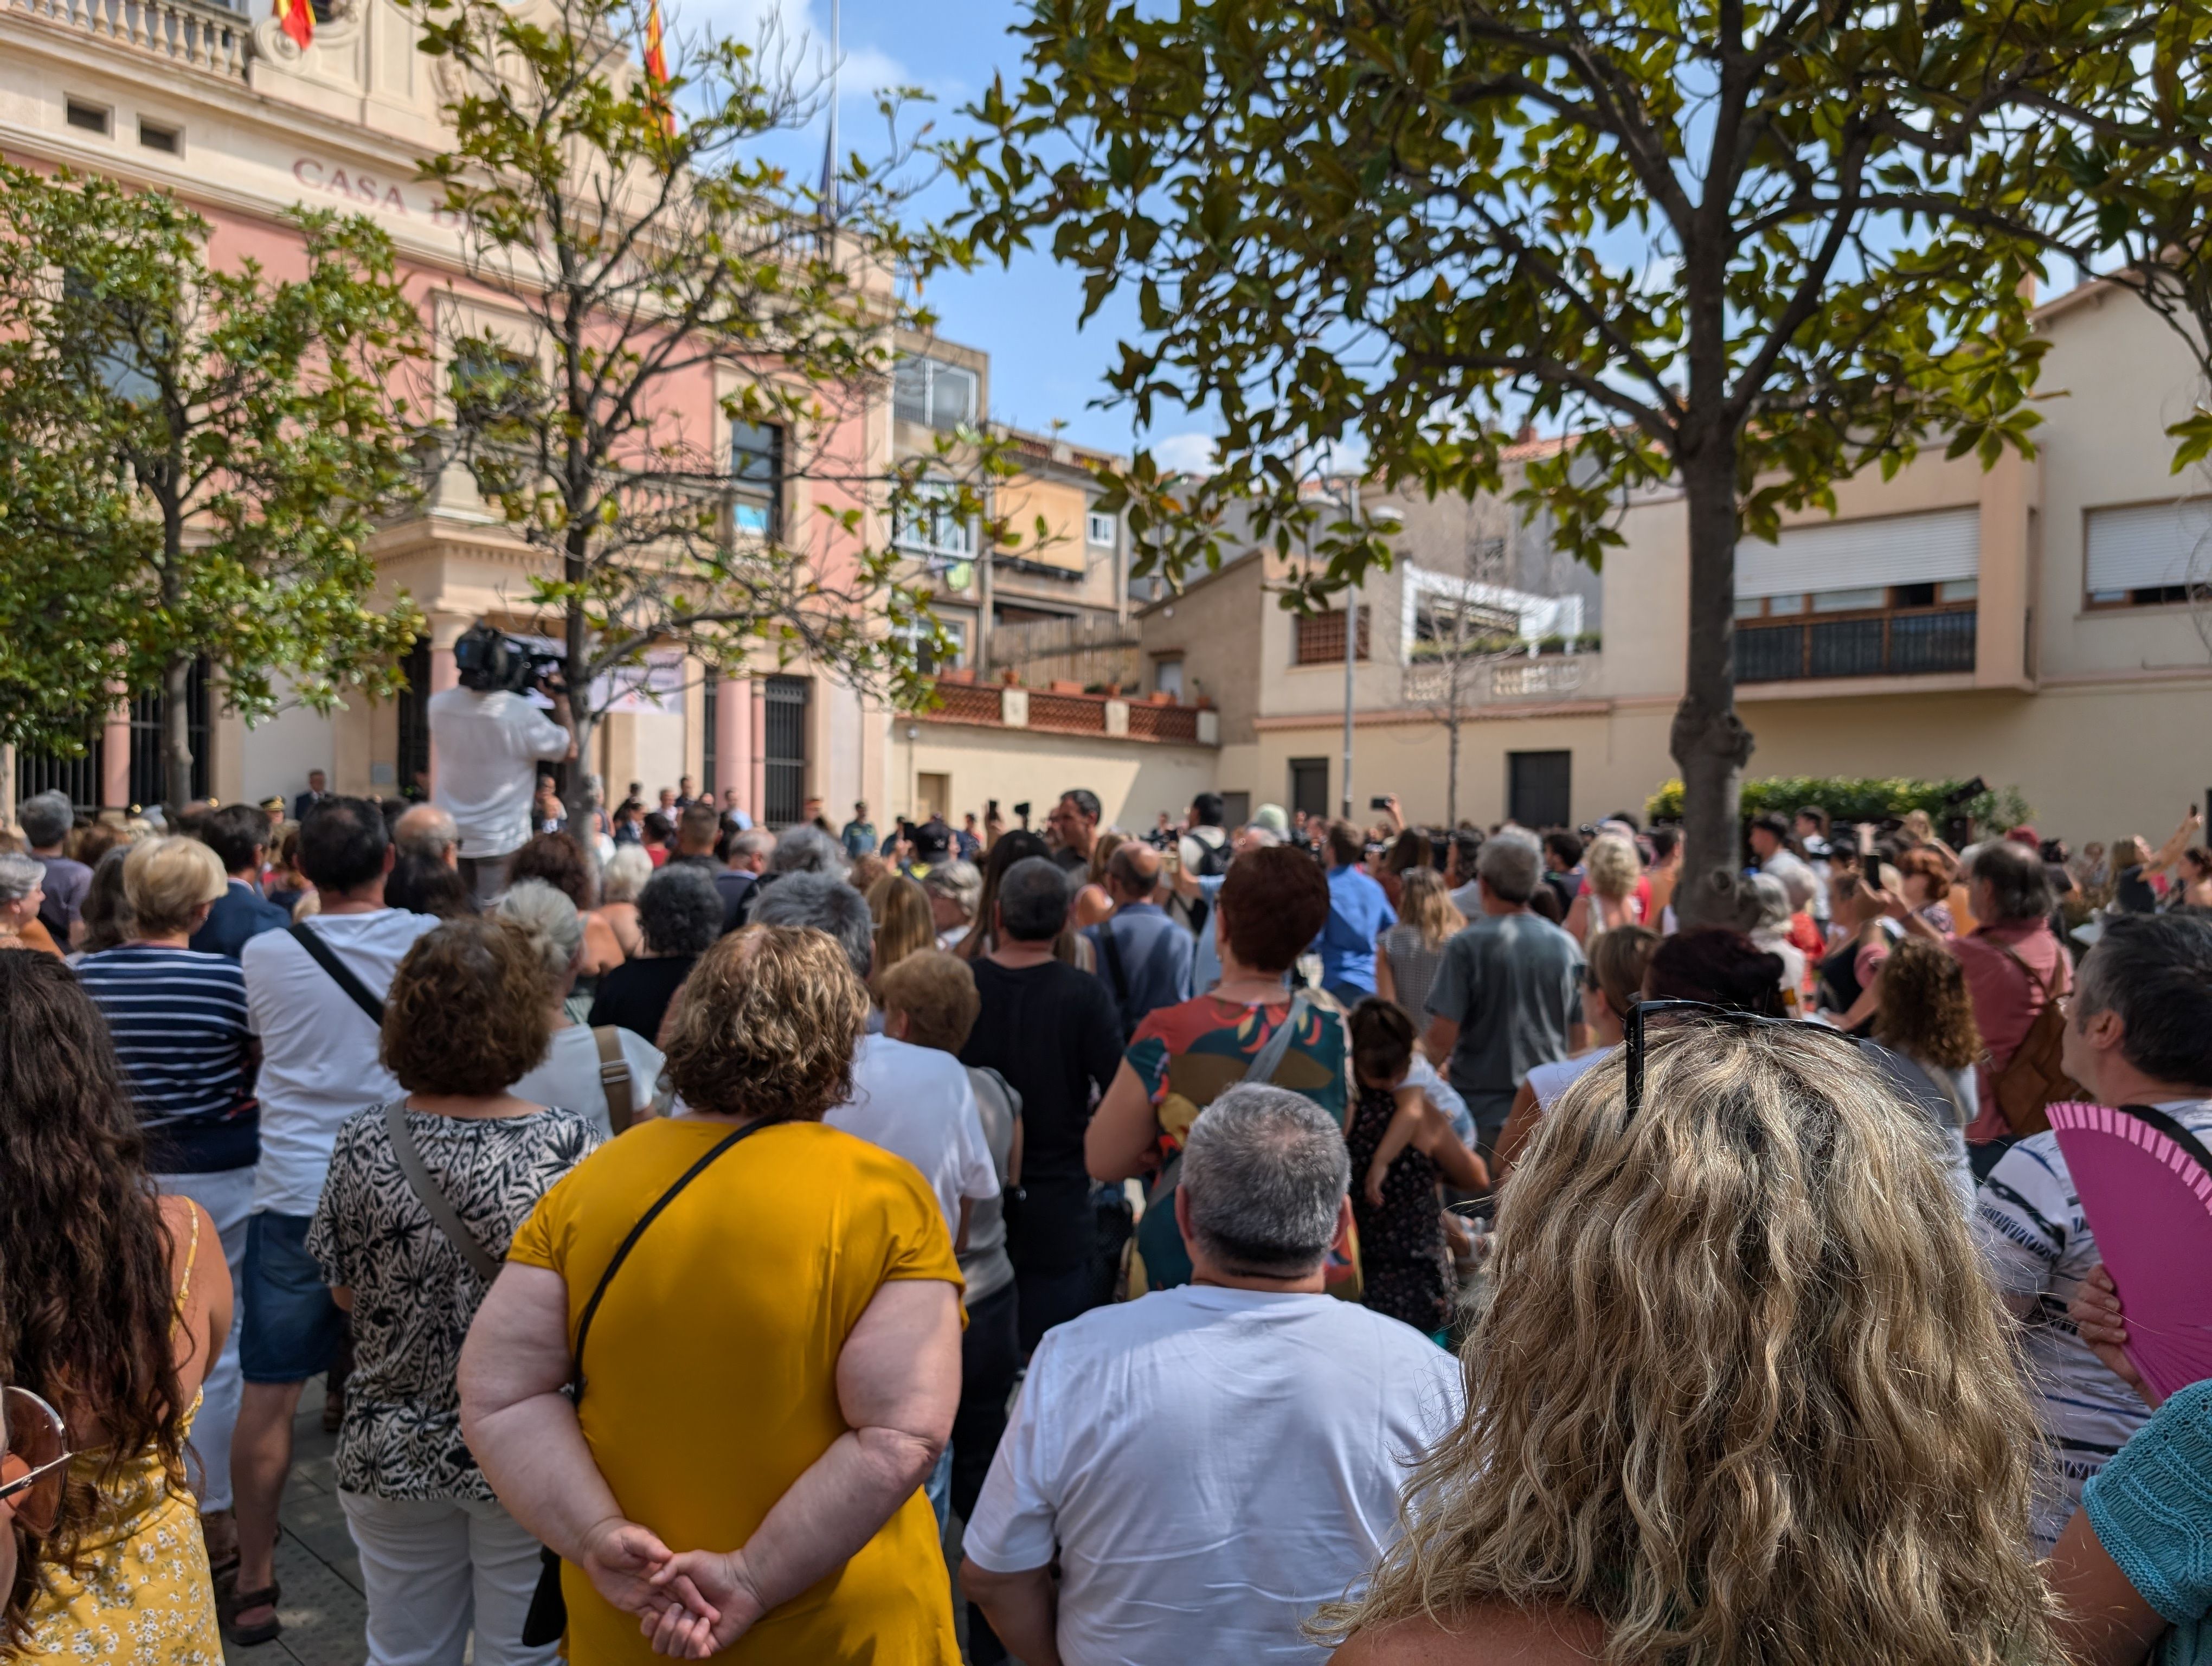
left=223, top=1582, right=281, bottom=1647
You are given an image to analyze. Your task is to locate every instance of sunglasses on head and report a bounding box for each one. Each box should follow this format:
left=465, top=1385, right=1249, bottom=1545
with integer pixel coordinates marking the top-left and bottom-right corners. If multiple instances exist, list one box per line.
left=0, top=1385, right=72, bottom=1537
left=1621, top=999, right=1864, bottom=1125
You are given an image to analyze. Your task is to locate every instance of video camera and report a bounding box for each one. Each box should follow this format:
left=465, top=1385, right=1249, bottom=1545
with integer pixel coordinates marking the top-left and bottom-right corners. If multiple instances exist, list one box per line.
left=453, top=622, right=565, bottom=696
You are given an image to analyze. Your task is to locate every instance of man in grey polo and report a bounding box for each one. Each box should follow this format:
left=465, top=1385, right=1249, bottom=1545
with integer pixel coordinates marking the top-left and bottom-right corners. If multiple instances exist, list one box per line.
left=1423, top=830, right=1586, bottom=1159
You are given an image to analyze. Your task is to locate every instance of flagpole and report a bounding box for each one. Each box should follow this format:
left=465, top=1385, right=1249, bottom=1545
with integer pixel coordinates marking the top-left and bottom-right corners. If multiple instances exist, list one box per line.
left=825, top=0, right=840, bottom=225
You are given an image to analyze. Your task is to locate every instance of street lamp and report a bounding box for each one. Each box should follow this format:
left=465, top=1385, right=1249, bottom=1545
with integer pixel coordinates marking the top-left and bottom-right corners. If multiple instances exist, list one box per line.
left=1314, top=473, right=1399, bottom=821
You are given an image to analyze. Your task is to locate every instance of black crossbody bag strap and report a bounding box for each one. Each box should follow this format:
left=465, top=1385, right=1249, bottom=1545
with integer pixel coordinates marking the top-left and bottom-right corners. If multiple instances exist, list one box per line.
left=521, top=1117, right=773, bottom=1648
left=1098, top=917, right=1132, bottom=1018
left=384, top=1102, right=501, bottom=1283
left=288, top=922, right=387, bottom=1027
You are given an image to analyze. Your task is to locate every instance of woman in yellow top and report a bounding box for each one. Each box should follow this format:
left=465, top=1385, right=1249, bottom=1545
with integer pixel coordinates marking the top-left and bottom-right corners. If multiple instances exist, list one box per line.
left=460, top=925, right=963, bottom=1663
left=0, top=953, right=232, bottom=1662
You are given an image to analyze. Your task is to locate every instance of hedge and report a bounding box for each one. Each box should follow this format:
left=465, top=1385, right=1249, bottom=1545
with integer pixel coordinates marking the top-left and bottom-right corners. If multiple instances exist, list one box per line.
left=1643, top=776, right=2034, bottom=835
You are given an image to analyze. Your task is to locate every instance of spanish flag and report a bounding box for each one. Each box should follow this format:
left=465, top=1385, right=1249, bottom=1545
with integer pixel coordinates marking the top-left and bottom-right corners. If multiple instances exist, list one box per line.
left=274, top=0, right=311, bottom=50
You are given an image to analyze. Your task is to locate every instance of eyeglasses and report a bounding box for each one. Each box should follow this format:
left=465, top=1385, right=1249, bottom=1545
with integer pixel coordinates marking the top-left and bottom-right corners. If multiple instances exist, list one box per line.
left=0, top=1385, right=73, bottom=1536
left=1622, top=999, right=1863, bottom=1125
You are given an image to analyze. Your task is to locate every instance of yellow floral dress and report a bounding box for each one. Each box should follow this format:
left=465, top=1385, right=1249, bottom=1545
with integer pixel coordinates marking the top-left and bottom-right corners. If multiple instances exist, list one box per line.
left=21, top=1210, right=221, bottom=1664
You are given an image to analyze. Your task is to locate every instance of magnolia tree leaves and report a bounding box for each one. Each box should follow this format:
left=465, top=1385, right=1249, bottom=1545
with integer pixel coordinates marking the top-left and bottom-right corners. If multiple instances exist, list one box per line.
left=0, top=165, right=425, bottom=800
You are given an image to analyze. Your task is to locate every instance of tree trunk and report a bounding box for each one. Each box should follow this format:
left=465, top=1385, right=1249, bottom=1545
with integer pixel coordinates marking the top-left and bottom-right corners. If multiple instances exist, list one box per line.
left=561, top=525, right=594, bottom=831
left=570, top=584, right=597, bottom=831
left=161, top=652, right=193, bottom=821
left=1669, top=443, right=1755, bottom=928
left=1445, top=712, right=1461, bottom=829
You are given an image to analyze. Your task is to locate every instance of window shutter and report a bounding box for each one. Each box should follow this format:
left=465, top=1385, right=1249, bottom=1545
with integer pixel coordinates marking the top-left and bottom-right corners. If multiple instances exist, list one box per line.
left=2084, top=501, right=2212, bottom=595
left=1735, top=508, right=1979, bottom=599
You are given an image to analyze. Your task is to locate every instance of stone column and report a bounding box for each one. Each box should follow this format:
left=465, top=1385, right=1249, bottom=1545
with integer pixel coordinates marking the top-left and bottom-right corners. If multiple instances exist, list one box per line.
left=749, top=680, right=768, bottom=821
left=715, top=671, right=749, bottom=817
left=101, top=684, right=131, bottom=811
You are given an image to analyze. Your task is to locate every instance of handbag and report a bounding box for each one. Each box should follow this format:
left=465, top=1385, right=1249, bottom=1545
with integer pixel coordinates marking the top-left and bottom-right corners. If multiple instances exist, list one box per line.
left=1132, top=994, right=1362, bottom=1296
left=519, top=1118, right=774, bottom=1646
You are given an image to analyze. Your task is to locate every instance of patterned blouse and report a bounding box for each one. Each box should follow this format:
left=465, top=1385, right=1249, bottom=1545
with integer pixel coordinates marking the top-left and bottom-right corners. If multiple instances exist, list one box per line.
left=308, top=1103, right=601, bottom=1500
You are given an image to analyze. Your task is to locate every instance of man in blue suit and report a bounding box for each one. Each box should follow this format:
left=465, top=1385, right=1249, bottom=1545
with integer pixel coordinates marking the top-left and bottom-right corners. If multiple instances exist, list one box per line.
left=189, top=803, right=292, bottom=959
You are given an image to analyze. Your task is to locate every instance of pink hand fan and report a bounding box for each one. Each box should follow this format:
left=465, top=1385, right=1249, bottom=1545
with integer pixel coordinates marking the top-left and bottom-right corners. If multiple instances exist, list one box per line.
left=2047, top=1102, right=2212, bottom=1404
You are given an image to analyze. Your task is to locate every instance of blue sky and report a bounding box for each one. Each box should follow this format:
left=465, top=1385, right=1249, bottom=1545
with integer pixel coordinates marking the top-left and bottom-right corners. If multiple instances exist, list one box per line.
left=682, top=0, right=1187, bottom=462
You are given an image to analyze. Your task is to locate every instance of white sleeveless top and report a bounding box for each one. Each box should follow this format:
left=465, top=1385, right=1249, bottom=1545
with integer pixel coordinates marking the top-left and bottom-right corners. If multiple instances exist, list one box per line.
left=1524, top=1045, right=1615, bottom=1113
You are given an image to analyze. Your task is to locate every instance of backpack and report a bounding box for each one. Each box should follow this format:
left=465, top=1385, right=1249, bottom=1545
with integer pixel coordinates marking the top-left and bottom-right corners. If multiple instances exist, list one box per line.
left=1987, top=941, right=2086, bottom=1137
left=1175, top=829, right=1232, bottom=935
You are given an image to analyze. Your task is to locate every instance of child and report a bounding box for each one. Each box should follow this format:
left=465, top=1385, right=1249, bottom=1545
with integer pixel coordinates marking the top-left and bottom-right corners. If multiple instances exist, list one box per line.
left=1345, top=999, right=1489, bottom=1338
left=1351, top=1001, right=1486, bottom=1206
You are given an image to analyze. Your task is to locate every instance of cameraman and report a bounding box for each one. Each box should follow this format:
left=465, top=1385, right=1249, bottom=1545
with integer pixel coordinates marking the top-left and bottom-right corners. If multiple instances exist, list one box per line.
left=427, top=626, right=577, bottom=903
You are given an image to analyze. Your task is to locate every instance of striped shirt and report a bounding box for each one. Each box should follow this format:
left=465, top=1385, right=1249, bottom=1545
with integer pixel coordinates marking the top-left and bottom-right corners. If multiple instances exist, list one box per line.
left=78, top=944, right=258, bottom=1174
left=1975, top=1099, right=2212, bottom=1553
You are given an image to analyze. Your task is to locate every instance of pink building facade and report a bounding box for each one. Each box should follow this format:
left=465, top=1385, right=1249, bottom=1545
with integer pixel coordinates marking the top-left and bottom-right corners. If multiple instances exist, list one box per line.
left=0, top=0, right=898, bottom=821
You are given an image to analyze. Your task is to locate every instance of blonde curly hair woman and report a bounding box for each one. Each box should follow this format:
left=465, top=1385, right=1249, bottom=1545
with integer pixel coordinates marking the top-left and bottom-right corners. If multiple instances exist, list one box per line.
left=1561, top=831, right=1643, bottom=945
left=1323, top=1021, right=2061, bottom=1666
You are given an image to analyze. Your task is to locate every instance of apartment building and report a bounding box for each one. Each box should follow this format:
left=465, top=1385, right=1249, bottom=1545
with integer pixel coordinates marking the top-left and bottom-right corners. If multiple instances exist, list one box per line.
left=1147, top=283, right=2212, bottom=847
left=889, top=332, right=1142, bottom=675
left=882, top=335, right=1216, bottom=829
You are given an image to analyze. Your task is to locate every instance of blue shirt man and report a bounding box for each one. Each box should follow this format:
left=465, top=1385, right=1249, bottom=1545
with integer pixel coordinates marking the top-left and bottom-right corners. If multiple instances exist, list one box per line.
left=1313, top=822, right=1396, bottom=1005
left=188, top=804, right=292, bottom=959
left=842, top=802, right=878, bottom=860
left=1083, top=844, right=1194, bottom=1037
left=191, top=879, right=292, bottom=960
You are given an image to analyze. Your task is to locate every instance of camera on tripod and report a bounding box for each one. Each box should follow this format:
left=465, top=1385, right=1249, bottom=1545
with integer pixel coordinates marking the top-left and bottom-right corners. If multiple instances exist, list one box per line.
left=453, top=622, right=565, bottom=696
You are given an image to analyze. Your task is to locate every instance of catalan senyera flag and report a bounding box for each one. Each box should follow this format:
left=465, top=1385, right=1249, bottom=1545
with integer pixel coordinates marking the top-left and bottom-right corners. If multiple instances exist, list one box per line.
left=642, top=0, right=667, bottom=85
left=274, top=0, right=312, bottom=50
left=642, top=0, right=673, bottom=132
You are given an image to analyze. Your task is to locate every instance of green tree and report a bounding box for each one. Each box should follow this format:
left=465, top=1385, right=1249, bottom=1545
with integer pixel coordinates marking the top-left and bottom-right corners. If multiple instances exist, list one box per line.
left=947, top=1, right=2163, bottom=915
left=415, top=0, right=1027, bottom=819
left=0, top=165, right=425, bottom=813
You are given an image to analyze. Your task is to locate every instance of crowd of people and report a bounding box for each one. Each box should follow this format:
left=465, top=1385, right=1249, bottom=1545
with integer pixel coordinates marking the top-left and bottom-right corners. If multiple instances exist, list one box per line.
left=1, top=749, right=2210, bottom=1666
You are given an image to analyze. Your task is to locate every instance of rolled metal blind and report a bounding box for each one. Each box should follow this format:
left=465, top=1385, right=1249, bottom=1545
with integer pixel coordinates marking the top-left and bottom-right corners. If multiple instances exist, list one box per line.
left=1735, top=507, right=1979, bottom=599
left=2084, top=500, right=2212, bottom=594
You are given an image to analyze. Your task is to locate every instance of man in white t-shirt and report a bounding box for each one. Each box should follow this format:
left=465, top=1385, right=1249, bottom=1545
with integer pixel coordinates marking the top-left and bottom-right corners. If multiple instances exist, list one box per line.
left=227, top=799, right=441, bottom=1646
left=962, top=1084, right=1464, bottom=1666
left=427, top=637, right=574, bottom=902
left=1975, top=912, right=2212, bottom=1553
left=753, top=873, right=998, bottom=1241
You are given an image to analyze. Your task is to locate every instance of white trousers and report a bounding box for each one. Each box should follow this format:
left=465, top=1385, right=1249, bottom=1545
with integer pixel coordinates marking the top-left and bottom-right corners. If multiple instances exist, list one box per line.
left=339, top=1491, right=559, bottom=1666
left=156, top=1167, right=254, bottom=1514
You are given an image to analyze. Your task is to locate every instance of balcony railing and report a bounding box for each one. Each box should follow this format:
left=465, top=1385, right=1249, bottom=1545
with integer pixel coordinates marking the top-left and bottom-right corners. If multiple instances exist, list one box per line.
left=1026, top=690, right=1108, bottom=734
left=914, top=678, right=1217, bottom=745
left=12, top=0, right=251, bottom=76
left=1402, top=652, right=1592, bottom=707
left=1739, top=604, right=1976, bottom=683
left=1126, top=700, right=1199, bottom=742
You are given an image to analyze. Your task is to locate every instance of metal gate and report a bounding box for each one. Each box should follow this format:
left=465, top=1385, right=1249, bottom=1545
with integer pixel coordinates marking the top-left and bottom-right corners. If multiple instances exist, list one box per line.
left=15, top=739, right=105, bottom=815
left=127, top=661, right=209, bottom=809
left=395, top=639, right=432, bottom=798
left=763, top=675, right=808, bottom=827
left=700, top=674, right=718, bottom=800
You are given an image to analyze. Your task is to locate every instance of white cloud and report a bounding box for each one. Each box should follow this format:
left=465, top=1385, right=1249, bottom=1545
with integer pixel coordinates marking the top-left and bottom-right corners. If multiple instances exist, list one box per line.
left=674, top=0, right=916, bottom=103
left=1146, top=432, right=1219, bottom=476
